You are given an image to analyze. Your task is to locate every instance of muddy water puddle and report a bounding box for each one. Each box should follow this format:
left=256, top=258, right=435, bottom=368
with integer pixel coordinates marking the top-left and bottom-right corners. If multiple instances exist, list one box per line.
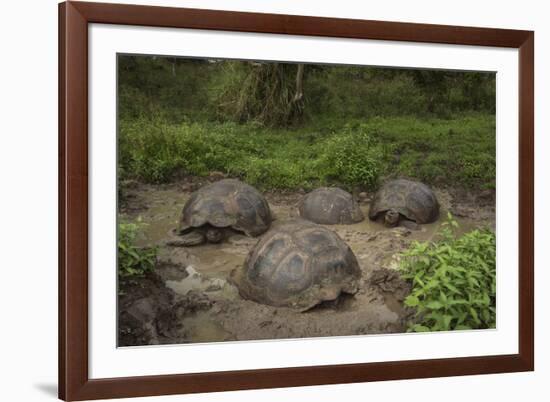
left=127, top=189, right=480, bottom=278
left=128, top=187, right=188, bottom=246
left=120, top=183, right=494, bottom=344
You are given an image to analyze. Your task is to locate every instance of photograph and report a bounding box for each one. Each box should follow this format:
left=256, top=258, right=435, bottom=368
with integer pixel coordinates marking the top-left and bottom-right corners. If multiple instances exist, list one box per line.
left=116, top=55, right=497, bottom=346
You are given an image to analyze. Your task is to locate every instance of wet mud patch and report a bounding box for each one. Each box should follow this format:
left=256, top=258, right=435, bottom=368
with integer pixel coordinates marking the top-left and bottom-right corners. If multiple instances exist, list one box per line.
left=118, top=271, right=180, bottom=346
left=118, top=180, right=495, bottom=345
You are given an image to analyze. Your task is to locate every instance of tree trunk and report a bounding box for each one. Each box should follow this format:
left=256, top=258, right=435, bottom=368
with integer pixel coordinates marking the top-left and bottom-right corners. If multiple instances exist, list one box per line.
left=293, top=64, right=304, bottom=103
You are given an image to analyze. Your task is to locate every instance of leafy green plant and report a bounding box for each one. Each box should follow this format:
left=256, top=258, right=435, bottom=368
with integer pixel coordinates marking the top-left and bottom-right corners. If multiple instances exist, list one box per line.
left=321, top=124, right=383, bottom=189
left=118, top=221, right=157, bottom=278
left=399, top=214, right=496, bottom=332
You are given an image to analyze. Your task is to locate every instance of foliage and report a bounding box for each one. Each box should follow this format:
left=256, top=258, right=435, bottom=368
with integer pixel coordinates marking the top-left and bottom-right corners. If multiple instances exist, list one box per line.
left=368, top=115, right=496, bottom=189
left=118, top=117, right=383, bottom=190
left=118, top=55, right=496, bottom=124
left=283, top=65, right=494, bottom=121
left=320, top=123, right=382, bottom=188
left=118, top=221, right=157, bottom=278
left=212, top=62, right=304, bottom=126
left=117, top=55, right=496, bottom=191
left=399, top=214, right=496, bottom=332
left=118, top=56, right=213, bottom=121
left=118, top=114, right=494, bottom=190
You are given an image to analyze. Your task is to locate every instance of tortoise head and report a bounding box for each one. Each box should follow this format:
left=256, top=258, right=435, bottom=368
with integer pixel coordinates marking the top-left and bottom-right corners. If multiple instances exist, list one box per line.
left=205, top=227, right=224, bottom=243
left=384, top=209, right=400, bottom=227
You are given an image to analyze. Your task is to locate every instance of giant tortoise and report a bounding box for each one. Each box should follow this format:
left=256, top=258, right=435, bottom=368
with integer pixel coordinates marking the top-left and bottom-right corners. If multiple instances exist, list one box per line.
left=176, top=179, right=272, bottom=246
left=297, top=187, right=364, bottom=225
left=230, top=220, right=362, bottom=310
left=368, top=179, right=439, bottom=229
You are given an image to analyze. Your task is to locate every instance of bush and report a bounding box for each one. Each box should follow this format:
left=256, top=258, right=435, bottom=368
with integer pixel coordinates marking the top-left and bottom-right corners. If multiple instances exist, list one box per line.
left=118, top=119, right=252, bottom=183
left=118, top=221, right=157, bottom=278
left=212, top=61, right=305, bottom=127
left=118, top=56, right=213, bottom=123
left=399, top=214, right=496, bottom=332
left=321, top=124, right=382, bottom=189
left=119, top=117, right=386, bottom=190
left=118, top=56, right=496, bottom=126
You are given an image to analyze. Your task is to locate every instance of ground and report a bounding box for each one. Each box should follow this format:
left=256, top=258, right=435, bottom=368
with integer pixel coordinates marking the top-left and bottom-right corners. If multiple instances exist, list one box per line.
left=118, top=176, right=495, bottom=346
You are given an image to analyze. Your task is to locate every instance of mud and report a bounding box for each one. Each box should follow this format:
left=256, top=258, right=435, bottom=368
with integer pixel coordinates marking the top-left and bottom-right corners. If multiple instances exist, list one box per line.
left=118, top=179, right=495, bottom=346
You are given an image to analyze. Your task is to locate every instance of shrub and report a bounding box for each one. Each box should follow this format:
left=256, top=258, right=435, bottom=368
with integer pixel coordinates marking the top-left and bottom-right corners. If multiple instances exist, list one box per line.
left=399, top=214, right=496, bottom=332
left=212, top=61, right=305, bottom=127
left=321, top=124, right=382, bottom=189
left=118, top=119, right=251, bottom=183
left=118, top=221, right=157, bottom=278
left=241, top=158, right=305, bottom=190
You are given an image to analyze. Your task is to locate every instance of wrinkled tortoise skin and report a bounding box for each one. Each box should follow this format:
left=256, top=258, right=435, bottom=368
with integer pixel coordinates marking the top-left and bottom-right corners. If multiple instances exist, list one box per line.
left=178, top=179, right=272, bottom=236
left=298, top=187, right=364, bottom=225
left=230, top=220, right=362, bottom=310
left=368, top=179, right=439, bottom=224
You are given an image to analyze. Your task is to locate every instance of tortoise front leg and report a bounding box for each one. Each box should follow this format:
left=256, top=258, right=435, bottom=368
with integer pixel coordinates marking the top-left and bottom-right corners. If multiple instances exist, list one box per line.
left=170, top=230, right=206, bottom=247
left=400, top=219, right=420, bottom=231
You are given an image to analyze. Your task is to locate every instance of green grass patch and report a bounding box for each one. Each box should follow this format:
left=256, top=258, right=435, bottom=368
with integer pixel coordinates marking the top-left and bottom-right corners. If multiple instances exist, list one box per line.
left=118, top=114, right=495, bottom=191
left=369, top=114, right=496, bottom=189
left=399, top=214, right=496, bottom=332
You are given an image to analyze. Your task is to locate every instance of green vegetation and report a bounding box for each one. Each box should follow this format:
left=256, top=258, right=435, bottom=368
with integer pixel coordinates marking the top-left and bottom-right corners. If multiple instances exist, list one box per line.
left=117, top=55, right=496, bottom=191
left=118, top=114, right=494, bottom=190
left=399, top=214, right=496, bottom=332
left=372, top=115, right=495, bottom=189
left=118, top=221, right=157, bottom=278
left=118, top=57, right=496, bottom=123
left=212, top=62, right=305, bottom=126
left=117, top=56, right=497, bottom=336
left=321, top=124, right=381, bottom=189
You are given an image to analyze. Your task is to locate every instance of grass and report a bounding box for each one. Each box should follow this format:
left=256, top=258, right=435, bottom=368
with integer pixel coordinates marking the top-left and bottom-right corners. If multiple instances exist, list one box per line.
left=118, top=113, right=495, bottom=191
left=370, top=114, right=496, bottom=189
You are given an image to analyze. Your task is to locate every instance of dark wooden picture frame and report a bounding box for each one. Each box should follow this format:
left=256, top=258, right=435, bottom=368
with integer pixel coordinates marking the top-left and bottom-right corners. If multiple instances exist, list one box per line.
left=59, top=1, right=534, bottom=400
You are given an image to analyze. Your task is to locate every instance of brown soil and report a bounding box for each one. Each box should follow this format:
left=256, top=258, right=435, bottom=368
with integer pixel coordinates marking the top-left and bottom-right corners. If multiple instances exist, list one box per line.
left=118, top=178, right=495, bottom=346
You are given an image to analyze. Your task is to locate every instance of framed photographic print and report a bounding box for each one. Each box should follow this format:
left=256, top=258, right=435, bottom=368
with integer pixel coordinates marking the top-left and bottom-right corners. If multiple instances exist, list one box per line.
left=59, top=1, right=534, bottom=400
